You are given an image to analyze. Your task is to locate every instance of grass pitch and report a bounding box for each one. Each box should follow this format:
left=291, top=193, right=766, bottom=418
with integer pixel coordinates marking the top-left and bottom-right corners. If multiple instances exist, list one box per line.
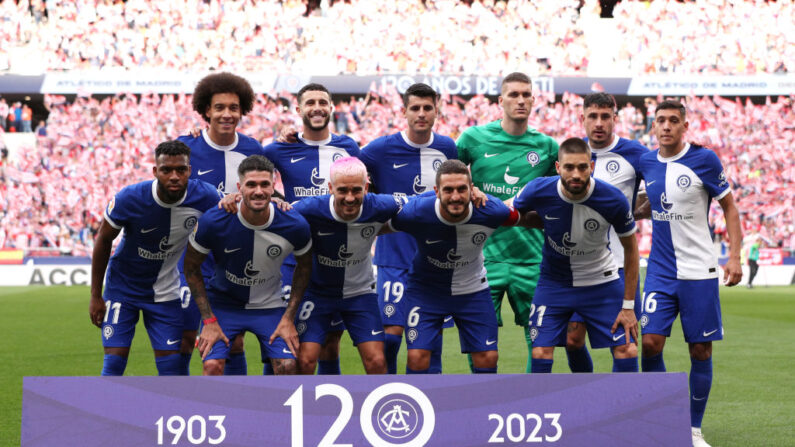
left=1, top=285, right=793, bottom=446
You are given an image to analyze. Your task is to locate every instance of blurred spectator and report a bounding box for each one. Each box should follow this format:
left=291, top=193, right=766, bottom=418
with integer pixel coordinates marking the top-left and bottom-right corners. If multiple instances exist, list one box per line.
left=35, top=120, right=47, bottom=137
left=0, top=98, right=7, bottom=130
left=21, top=104, right=33, bottom=132
left=7, top=102, right=17, bottom=132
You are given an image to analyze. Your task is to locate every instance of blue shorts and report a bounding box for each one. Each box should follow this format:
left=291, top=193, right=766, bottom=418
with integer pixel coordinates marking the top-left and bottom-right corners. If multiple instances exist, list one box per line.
left=204, top=306, right=294, bottom=362
left=640, top=276, right=722, bottom=343
left=570, top=268, right=641, bottom=323
left=404, top=287, right=497, bottom=353
left=296, top=292, right=384, bottom=346
left=530, top=279, right=634, bottom=349
left=100, top=296, right=182, bottom=351
left=178, top=274, right=201, bottom=332
left=378, top=266, right=454, bottom=329
left=283, top=261, right=345, bottom=334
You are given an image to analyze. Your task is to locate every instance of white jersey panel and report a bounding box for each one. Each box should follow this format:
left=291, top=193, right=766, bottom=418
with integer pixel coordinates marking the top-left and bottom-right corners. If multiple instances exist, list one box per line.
left=450, top=224, right=492, bottom=295
left=152, top=206, right=203, bottom=302
left=569, top=204, right=619, bottom=287
left=341, top=222, right=383, bottom=298
left=593, top=153, right=636, bottom=266
left=247, top=231, right=293, bottom=309
left=223, top=151, right=247, bottom=194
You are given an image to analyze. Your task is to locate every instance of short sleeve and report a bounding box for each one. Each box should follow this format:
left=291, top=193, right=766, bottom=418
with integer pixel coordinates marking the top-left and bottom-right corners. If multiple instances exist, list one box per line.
left=608, top=192, right=637, bottom=237
left=512, top=179, right=541, bottom=212
left=544, top=138, right=559, bottom=176
left=290, top=216, right=313, bottom=256
left=104, top=188, right=131, bottom=229
left=456, top=131, right=473, bottom=165
left=701, top=150, right=731, bottom=200
left=189, top=215, right=213, bottom=254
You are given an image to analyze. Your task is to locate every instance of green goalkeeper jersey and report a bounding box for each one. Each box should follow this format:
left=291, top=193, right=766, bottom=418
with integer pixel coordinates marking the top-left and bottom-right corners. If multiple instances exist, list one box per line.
left=457, top=120, right=559, bottom=265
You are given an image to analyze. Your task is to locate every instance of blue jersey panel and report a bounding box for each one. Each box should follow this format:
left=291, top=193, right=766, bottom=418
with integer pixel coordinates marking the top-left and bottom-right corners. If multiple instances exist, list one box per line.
left=178, top=131, right=266, bottom=195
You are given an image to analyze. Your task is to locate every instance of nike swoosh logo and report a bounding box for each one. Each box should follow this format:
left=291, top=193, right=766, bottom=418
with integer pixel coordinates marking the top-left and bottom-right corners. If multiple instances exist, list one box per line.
left=141, top=227, right=158, bottom=233
left=393, top=163, right=408, bottom=169
left=224, top=247, right=241, bottom=253
left=197, top=169, right=213, bottom=176
left=443, top=316, right=453, bottom=323
left=646, top=180, right=656, bottom=186
left=330, top=320, right=344, bottom=326
left=484, top=153, right=499, bottom=158
left=291, top=157, right=306, bottom=163
left=371, top=330, right=384, bottom=335
left=702, top=329, right=718, bottom=337
left=613, top=333, right=627, bottom=341
left=282, top=348, right=292, bottom=354
left=485, top=339, right=497, bottom=346
left=166, top=339, right=180, bottom=345
left=317, top=232, right=335, bottom=236
left=544, top=215, right=559, bottom=220
left=425, top=239, right=442, bottom=244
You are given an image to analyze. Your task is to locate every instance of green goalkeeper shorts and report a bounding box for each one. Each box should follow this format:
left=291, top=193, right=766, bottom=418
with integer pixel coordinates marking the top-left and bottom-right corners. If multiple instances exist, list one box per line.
left=484, top=260, right=540, bottom=327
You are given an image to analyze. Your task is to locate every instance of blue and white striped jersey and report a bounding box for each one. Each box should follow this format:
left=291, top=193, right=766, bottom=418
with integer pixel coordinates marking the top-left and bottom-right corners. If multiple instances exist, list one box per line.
left=639, top=143, right=730, bottom=280
left=103, top=179, right=221, bottom=302
left=513, top=176, right=636, bottom=287
left=178, top=130, right=266, bottom=195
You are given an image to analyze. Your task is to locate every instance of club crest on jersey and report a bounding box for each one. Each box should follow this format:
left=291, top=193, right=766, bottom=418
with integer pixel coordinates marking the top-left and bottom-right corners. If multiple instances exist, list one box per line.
left=102, top=325, right=114, bottom=340
left=332, top=152, right=345, bottom=162
left=296, top=321, right=307, bottom=335
left=471, top=232, right=487, bottom=245
left=432, top=159, right=443, bottom=171
left=107, top=197, right=116, bottom=215
left=361, top=226, right=376, bottom=239
left=718, top=171, right=728, bottom=187
left=446, top=249, right=462, bottom=261
left=338, top=244, right=354, bottom=259
left=660, top=192, right=674, bottom=211
left=159, top=236, right=173, bottom=251
left=267, top=244, right=282, bottom=258
left=640, top=315, right=649, bottom=328
left=606, top=160, right=620, bottom=176
left=217, top=181, right=225, bottom=194
left=244, top=260, right=260, bottom=277
left=526, top=151, right=540, bottom=166
left=412, top=175, right=426, bottom=194
left=676, top=174, right=691, bottom=191
left=406, top=328, right=418, bottom=342
left=584, top=218, right=600, bottom=232
left=384, top=303, right=396, bottom=317
left=529, top=327, right=538, bottom=342
left=310, top=167, right=325, bottom=187
left=184, top=216, right=197, bottom=229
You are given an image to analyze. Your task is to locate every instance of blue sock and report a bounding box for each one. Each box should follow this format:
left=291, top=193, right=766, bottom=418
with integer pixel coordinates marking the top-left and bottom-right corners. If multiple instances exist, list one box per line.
left=642, top=353, right=666, bottom=372
left=101, top=354, right=128, bottom=376
left=566, top=346, right=593, bottom=373
left=406, top=366, right=429, bottom=374
left=224, top=353, right=248, bottom=375
left=155, top=354, right=182, bottom=376
left=428, top=333, right=443, bottom=374
left=179, top=353, right=192, bottom=375
left=531, top=358, right=553, bottom=374
left=612, top=357, right=639, bottom=372
left=473, top=366, right=497, bottom=374
left=263, top=361, right=274, bottom=375
left=384, top=333, right=402, bottom=375
left=318, top=359, right=341, bottom=375
left=524, top=326, right=533, bottom=373
left=690, top=357, right=713, bottom=428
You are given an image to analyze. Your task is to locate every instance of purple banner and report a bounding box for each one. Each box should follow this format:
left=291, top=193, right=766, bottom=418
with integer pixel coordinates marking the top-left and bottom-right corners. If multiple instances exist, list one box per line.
left=23, top=374, right=689, bottom=446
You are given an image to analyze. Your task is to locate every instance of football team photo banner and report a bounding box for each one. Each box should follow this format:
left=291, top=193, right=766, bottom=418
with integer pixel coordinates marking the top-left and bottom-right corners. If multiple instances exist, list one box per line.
left=22, top=374, right=689, bottom=446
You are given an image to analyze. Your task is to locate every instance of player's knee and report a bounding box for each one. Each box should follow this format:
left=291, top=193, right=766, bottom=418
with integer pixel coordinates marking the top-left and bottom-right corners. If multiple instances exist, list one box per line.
left=471, top=350, right=498, bottom=369
left=363, top=353, right=387, bottom=374
left=297, top=356, right=317, bottom=375
left=407, top=350, right=430, bottom=370
left=203, top=359, right=224, bottom=376
left=273, top=358, right=298, bottom=375
left=641, top=334, right=665, bottom=357
left=532, top=346, right=554, bottom=359
left=229, top=335, right=245, bottom=354
left=612, top=343, right=638, bottom=359
left=688, top=342, right=712, bottom=361
left=384, top=325, right=404, bottom=336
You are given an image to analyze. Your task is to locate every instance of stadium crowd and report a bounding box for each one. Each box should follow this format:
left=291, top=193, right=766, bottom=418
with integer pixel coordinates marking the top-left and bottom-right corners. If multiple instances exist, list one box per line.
left=0, top=0, right=790, bottom=75
left=0, top=89, right=792, bottom=255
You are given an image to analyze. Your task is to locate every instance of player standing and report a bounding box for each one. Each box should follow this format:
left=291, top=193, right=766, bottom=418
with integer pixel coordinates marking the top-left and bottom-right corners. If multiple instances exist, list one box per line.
left=456, top=72, right=558, bottom=372
left=89, top=141, right=221, bottom=376
left=359, top=83, right=458, bottom=374
left=637, top=100, right=742, bottom=447
left=264, top=83, right=360, bottom=375
left=184, top=155, right=312, bottom=375
left=389, top=160, right=520, bottom=374
left=177, top=72, right=264, bottom=375
left=565, top=92, right=649, bottom=372
left=511, top=137, right=640, bottom=374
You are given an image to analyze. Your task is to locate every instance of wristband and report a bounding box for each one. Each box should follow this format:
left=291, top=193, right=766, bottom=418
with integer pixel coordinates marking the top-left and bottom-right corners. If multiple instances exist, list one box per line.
left=622, top=300, right=635, bottom=310
left=203, top=316, right=218, bottom=325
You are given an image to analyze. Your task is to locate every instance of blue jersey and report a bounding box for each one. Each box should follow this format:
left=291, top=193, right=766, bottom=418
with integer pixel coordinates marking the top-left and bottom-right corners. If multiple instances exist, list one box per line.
left=638, top=143, right=730, bottom=280
left=360, top=131, right=458, bottom=269
left=263, top=133, right=360, bottom=203
left=178, top=130, right=266, bottom=195
left=189, top=204, right=312, bottom=309
left=513, top=176, right=636, bottom=288
left=390, top=193, right=512, bottom=296
left=293, top=194, right=403, bottom=299
left=103, top=180, right=221, bottom=302
left=589, top=135, right=648, bottom=266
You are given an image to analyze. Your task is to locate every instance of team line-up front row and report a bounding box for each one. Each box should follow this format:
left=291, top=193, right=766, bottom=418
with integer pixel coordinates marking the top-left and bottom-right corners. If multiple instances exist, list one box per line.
left=88, top=74, right=743, bottom=447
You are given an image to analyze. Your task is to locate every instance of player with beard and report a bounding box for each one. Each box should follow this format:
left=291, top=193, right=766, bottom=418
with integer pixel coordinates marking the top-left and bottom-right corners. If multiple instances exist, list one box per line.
left=263, top=83, right=360, bottom=375
left=184, top=155, right=312, bottom=376
left=509, top=138, right=640, bottom=374
left=89, top=141, right=222, bottom=376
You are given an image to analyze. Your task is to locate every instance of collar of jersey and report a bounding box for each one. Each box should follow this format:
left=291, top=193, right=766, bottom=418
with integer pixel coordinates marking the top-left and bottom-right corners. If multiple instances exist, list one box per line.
left=400, top=130, right=434, bottom=149
left=556, top=177, right=595, bottom=204
left=434, top=198, right=473, bottom=225
left=657, top=142, right=691, bottom=163
left=202, top=129, right=239, bottom=151
left=236, top=203, right=275, bottom=230
left=298, top=132, right=332, bottom=146
left=151, top=180, right=187, bottom=208
left=589, top=134, right=619, bottom=154
left=329, top=195, right=363, bottom=223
